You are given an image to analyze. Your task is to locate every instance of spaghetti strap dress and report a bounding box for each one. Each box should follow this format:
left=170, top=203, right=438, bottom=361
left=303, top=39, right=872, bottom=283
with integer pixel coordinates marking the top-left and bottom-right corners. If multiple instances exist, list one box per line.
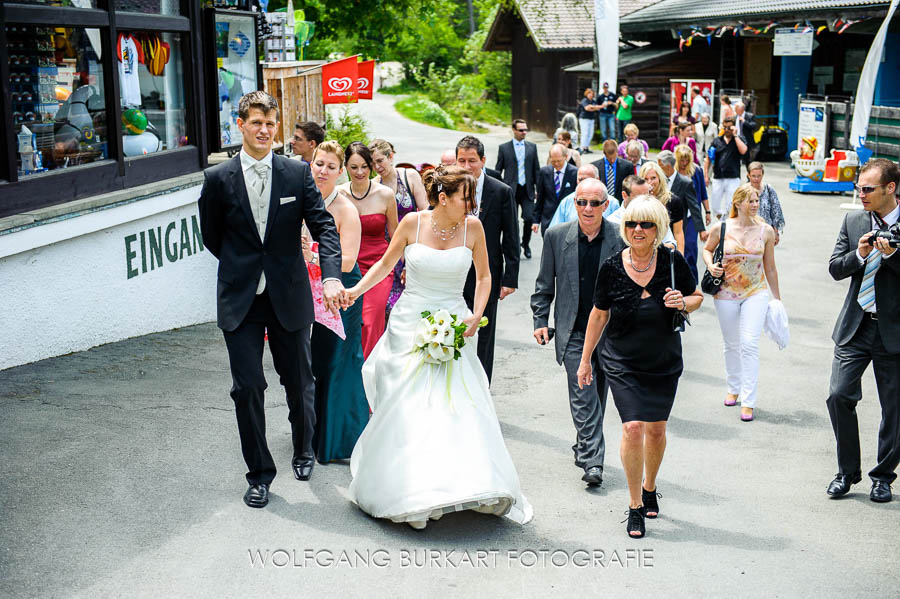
left=386, top=169, right=418, bottom=316
left=357, top=213, right=394, bottom=357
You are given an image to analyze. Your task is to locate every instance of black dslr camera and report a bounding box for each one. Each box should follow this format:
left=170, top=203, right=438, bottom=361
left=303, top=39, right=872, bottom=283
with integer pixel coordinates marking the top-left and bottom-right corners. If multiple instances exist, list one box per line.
left=868, top=223, right=900, bottom=248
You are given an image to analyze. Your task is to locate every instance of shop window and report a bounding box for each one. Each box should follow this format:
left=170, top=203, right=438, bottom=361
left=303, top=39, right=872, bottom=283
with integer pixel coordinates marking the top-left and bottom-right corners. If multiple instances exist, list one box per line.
left=116, top=31, right=189, bottom=156
left=115, top=0, right=181, bottom=16
left=7, top=25, right=108, bottom=177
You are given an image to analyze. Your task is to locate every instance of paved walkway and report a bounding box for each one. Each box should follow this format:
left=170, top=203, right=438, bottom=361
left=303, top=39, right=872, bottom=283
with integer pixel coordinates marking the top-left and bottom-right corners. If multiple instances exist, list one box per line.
left=1, top=95, right=898, bottom=597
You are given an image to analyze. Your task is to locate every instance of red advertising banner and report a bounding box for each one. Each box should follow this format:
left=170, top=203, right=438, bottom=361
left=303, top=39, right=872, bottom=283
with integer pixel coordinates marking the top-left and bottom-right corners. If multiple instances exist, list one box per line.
left=357, top=60, right=375, bottom=100
left=322, top=55, right=358, bottom=104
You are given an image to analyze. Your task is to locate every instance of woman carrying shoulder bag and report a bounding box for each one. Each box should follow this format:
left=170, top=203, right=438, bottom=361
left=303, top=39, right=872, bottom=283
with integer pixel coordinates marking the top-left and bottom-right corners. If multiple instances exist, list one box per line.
left=703, top=183, right=781, bottom=422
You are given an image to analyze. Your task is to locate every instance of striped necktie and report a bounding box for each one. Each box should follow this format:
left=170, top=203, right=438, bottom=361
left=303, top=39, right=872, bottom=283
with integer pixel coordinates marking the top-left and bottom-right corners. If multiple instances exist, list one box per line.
left=605, top=160, right=615, bottom=194
left=857, top=248, right=882, bottom=311
left=554, top=170, right=561, bottom=195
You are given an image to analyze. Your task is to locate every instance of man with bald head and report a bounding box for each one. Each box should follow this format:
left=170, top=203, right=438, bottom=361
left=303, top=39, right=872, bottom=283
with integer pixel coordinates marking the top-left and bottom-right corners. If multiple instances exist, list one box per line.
left=440, top=149, right=457, bottom=166
left=535, top=144, right=578, bottom=235
left=548, top=163, right=620, bottom=228
left=532, top=178, right=624, bottom=487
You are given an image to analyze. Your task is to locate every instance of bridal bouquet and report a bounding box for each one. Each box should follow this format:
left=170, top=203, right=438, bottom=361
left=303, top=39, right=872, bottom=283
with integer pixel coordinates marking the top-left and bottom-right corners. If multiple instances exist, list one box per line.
left=414, top=309, right=488, bottom=364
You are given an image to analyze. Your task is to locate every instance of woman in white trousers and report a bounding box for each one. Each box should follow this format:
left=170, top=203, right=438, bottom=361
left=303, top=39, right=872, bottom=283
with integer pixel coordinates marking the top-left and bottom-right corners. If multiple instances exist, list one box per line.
left=703, top=183, right=781, bottom=421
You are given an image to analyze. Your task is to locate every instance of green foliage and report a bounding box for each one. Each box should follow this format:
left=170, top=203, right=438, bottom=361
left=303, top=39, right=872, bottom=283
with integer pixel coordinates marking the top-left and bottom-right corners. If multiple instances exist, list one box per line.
left=377, top=79, right=420, bottom=95
left=324, top=106, right=370, bottom=149
left=395, top=95, right=455, bottom=130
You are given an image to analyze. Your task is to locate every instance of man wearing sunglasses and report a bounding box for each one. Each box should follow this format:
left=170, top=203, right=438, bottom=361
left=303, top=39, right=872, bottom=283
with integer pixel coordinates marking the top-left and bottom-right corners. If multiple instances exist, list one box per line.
left=496, top=119, right=540, bottom=258
left=532, top=179, right=624, bottom=488
left=826, top=158, right=900, bottom=504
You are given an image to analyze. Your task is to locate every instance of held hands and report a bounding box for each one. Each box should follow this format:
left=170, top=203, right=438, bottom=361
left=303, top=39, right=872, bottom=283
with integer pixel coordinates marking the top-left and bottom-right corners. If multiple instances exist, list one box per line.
left=699, top=230, right=709, bottom=242
left=322, top=279, right=345, bottom=317
left=534, top=327, right=550, bottom=345
left=577, top=360, right=593, bottom=389
left=339, top=286, right=361, bottom=309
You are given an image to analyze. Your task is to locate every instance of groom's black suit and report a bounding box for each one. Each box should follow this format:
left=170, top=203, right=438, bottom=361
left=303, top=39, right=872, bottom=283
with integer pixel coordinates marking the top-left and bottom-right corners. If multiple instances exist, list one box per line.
left=199, top=153, right=341, bottom=486
left=463, top=173, right=520, bottom=383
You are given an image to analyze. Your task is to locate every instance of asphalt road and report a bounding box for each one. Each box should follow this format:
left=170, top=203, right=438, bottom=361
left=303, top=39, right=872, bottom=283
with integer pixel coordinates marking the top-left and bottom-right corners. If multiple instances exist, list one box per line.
left=1, top=94, right=898, bottom=598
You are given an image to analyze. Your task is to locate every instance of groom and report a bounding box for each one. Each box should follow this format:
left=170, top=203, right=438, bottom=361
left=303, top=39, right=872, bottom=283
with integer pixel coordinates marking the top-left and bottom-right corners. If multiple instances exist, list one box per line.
left=456, top=135, right=520, bottom=383
left=198, top=91, right=343, bottom=508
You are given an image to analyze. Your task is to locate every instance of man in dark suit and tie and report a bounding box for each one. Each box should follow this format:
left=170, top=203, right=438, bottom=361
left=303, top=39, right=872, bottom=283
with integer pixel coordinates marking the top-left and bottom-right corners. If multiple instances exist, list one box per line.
left=826, top=158, right=900, bottom=504
left=592, top=139, right=634, bottom=200
left=198, top=91, right=344, bottom=509
left=535, top=144, right=578, bottom=235
left=532, top=178, right=623, bottom=487
left=457, top=135, right=521, bottom=383
left=495, top=119, right=540, bottom=258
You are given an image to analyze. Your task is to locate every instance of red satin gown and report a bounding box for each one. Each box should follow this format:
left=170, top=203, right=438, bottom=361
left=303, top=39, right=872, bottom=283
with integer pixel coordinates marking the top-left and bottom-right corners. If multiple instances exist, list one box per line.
left=357, top=213, right=394, bottom=357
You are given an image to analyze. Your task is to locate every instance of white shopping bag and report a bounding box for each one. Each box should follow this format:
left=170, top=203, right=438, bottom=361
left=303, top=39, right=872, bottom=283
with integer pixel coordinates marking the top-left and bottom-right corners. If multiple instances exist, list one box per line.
left=764, top=299, right=789, bottom=350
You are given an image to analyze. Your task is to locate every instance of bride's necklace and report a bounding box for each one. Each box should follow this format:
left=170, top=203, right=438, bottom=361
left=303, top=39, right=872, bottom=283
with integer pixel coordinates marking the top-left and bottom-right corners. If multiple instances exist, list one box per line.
left=431, top=215, right=463, bottom=241
left=349, top=180, right=372, bottom=201
left=629, top=248, right=657, bottom=273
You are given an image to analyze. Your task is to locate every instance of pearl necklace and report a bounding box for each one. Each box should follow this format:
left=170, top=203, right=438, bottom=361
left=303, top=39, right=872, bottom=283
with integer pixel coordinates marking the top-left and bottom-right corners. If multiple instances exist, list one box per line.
left=431, top=216, right=462, bottom=241
left=629, top=248, right=657, bottom=272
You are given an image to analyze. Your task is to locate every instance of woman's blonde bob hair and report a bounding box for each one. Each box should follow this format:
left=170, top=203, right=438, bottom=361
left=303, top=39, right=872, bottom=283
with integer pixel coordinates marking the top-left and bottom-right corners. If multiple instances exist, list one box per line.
left=729, top=182, right=766, bottom=223
left=620, top=195, right=671, bottom=247
left=638, top=161, right=672, bottom=204
left=624, top=123, right=640, bottom=137
left=312, top=140, right=345, bottom=165
left=674, top=144, right=696, bottom=176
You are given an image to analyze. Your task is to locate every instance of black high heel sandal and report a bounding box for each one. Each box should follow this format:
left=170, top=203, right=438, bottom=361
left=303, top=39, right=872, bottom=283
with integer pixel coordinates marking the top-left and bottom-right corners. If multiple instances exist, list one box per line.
left=624, top=507, right=646, bottom=538
left=642, top=487, right=661, bottom=518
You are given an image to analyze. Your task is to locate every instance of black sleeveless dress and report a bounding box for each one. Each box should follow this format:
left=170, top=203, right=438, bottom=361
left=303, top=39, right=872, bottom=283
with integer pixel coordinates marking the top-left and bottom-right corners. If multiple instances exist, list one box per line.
left=592, top=249, right=696, bottom=422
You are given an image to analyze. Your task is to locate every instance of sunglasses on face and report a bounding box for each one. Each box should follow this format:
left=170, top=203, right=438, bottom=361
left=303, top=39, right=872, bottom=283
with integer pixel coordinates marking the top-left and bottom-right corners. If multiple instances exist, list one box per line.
left=625, top=221, right=657, bottom=229
left=855, top=184, right=886, bottom=194
left=575, top=199, right=605, bottom=207
left=516, top=128, right=528, bottom=132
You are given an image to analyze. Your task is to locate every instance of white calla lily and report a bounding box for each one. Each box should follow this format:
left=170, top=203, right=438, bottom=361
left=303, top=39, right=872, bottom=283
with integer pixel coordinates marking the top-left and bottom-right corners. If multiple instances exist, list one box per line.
left=432, top=309, right=452, bottom=327
left=414, top=318, right=434, bottom=347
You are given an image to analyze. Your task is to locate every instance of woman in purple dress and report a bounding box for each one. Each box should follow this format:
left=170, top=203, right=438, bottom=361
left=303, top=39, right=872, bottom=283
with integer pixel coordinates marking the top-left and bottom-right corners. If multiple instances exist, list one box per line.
left=370, top=139, right=428, bottom=317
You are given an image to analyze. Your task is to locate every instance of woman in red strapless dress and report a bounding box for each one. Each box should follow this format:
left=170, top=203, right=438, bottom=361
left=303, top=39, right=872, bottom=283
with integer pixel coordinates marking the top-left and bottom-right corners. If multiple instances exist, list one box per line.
left=340, top=142, right=399, bottom=357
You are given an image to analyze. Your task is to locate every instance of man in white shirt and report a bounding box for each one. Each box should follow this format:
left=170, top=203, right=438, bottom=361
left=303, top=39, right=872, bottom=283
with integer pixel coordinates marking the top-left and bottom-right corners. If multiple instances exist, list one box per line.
left=690, top=86, right=710, bottom=121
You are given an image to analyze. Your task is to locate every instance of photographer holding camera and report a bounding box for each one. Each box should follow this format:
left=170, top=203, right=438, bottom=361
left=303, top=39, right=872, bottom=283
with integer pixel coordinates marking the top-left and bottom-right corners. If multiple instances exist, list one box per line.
left=704, top=116, right=747, bottom=220
left=826, top=158, right=900, bottom=504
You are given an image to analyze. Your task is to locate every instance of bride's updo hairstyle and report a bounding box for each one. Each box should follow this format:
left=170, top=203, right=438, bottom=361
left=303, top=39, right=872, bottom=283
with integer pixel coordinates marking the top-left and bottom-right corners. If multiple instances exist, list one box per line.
left=422, top=165, right=476, bottom=213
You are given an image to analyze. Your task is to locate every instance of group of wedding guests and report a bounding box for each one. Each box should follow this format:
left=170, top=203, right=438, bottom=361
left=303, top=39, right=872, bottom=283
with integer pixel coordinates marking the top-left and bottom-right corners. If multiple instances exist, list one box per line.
left=530, top=125, right=785, bottom=536
left=298, top=137, right=429, bottom=463
left=291, top=125, right=787, bottom=537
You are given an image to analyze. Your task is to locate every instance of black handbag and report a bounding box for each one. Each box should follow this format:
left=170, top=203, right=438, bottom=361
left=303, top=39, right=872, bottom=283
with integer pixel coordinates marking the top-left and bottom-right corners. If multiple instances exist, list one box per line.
left=701, top=221, right=727, bottom=295
left=669, top=247, right=689, bottom=332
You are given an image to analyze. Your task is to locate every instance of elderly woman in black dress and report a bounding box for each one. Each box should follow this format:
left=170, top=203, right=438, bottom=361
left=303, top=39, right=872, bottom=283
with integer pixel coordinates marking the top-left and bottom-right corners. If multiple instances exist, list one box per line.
left=577, top=196, right=703, bottom=538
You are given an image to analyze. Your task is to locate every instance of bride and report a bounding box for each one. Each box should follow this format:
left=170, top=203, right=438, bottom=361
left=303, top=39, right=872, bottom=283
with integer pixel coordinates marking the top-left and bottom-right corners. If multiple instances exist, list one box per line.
left=342, top=164, right=532, bottom=529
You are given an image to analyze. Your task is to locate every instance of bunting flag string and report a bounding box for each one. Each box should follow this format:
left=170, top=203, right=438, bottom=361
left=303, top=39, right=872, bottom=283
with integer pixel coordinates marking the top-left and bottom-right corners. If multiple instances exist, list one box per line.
left=673, top=15, right=873, bottom=50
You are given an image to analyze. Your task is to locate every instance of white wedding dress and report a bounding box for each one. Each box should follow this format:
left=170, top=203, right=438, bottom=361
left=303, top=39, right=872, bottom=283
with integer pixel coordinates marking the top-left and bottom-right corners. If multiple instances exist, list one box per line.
left=349, top=216, right=532, bottom=526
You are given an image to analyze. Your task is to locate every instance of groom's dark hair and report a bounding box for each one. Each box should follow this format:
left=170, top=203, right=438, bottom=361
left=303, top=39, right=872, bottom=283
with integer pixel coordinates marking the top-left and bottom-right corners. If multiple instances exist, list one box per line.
left=238, top=91, right=279, bottom=121
left=456, top=135, right=485, bottom=159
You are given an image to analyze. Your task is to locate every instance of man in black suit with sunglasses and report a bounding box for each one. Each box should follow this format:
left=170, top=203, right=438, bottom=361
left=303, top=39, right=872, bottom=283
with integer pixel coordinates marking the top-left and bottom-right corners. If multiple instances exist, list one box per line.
left=826, top=158, right=900, bottom=503
left=532, top=178, right=623, bottom=487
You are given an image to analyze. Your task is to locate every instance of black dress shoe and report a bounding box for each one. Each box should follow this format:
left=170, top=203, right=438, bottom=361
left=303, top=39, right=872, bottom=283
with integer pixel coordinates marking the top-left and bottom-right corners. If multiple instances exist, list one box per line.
left=870, top=480, right=893, bottom=503
left=826, top=472, right=862, bottom=498
left=243, top=483, right=269, bottom=508
left=292, top=455, right=315, bottom=481
left=523, top=245, right=532, bottom=259
left=582, top=466, right=603, bottom=486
